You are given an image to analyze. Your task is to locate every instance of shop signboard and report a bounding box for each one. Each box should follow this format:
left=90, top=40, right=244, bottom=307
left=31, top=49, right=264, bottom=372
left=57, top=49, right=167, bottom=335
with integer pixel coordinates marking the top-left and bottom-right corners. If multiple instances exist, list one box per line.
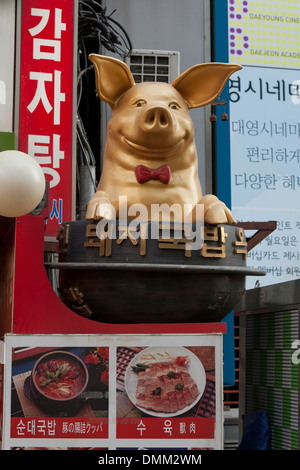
left=16, top=0, right=76, bottom=238
left=2, top=332, right=223, bottom=450
left=215, top=0, right=300, bottom=289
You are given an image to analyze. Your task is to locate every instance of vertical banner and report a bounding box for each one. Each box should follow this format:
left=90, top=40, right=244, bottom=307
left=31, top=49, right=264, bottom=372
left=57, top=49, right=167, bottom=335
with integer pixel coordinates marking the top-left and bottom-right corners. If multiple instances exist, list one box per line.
left=17, top=0, right=76, bottom=238
left=3, top=333, right=223, bottom=450
left=227, top=0, right=300, bottom=288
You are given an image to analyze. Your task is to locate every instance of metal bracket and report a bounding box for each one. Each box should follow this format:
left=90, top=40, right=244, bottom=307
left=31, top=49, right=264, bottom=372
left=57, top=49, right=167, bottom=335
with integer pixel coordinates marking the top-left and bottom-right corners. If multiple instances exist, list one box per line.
left=237, top=221, right=277, bottom=252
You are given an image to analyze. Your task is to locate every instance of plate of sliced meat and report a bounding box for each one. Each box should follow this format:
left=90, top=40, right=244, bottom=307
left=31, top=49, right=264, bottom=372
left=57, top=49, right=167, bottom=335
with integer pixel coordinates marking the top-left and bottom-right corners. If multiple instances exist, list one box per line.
left=124, top=346, right=206, bottom=417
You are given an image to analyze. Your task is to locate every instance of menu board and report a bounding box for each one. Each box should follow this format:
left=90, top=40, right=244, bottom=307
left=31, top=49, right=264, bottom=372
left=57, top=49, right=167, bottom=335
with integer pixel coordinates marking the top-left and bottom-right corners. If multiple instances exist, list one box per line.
left=2, top=332, right=223, bottom=451
left=227, top=0, right=300, bottom=288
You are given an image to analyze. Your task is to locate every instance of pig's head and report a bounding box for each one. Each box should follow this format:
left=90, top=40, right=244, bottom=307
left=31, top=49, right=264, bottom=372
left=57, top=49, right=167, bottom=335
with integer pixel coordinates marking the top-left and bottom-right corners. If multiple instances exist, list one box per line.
left=86, top=54, right=241, bottom=223
left=89, top=54, right=241, bottom=162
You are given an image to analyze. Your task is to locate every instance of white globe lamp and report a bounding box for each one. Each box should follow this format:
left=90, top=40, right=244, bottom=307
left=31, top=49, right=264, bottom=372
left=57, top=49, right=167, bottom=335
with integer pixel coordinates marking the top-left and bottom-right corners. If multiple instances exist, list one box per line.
left=0, top=150, right=46, bottom=217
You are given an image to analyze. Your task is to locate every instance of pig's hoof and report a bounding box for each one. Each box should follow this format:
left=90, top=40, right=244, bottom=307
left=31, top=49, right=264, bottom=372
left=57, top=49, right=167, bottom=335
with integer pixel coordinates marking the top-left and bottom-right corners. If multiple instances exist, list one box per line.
left=200, top=195, right=237, bottom=225
left=85, top=198, right=115, bottom=221
left=98, top=202, right=115, bottom=220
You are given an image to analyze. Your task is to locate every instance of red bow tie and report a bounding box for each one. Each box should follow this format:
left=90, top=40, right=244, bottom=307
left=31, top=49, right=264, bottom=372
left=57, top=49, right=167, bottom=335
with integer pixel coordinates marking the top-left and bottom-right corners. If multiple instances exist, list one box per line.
left=135, top=164, right=171, bottom=184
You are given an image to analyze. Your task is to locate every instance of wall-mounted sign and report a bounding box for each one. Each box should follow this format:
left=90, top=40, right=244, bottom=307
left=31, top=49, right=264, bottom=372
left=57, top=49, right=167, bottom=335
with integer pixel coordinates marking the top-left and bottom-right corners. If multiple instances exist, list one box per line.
left=215, top=0, right=300, bottom=289
left=16, top=0, right=76, bottom=238
left=2, top=332, right=223, bottom=450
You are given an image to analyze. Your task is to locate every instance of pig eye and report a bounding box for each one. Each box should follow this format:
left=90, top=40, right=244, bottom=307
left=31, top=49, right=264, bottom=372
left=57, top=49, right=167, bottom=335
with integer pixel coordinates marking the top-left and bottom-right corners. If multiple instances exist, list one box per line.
left=134, top=100, right=146, bottom=108
left=169, top=102, right=180, bottom=110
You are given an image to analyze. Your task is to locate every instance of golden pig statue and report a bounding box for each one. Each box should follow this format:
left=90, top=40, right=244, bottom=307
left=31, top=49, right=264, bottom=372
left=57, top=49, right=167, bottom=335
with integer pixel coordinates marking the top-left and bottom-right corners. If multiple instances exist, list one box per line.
left=85, top=54, right=242, bottom=224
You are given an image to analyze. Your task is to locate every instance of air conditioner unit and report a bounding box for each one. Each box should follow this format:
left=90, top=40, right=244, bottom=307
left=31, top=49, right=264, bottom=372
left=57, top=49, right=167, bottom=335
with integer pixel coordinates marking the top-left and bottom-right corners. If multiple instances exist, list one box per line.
left=125, top=49, right=180, bottom=83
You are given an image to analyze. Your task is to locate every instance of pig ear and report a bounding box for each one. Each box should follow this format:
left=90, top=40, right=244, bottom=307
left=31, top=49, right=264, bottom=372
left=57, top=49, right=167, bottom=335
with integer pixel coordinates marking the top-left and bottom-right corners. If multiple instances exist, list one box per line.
left=89, top=54, right=135, bottom=108
left=172, top=63, right=242, bottom=109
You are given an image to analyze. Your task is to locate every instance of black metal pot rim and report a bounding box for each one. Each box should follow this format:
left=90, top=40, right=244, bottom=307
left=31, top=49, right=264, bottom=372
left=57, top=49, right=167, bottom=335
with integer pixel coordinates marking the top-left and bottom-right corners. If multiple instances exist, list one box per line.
left=44, top=262, right=265, bottom=276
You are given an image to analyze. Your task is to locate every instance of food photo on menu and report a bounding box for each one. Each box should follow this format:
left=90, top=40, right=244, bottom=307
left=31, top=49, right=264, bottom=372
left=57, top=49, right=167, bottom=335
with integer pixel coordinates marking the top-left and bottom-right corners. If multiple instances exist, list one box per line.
left=10, top=346, right=109, bottom=418
left=116, top=346, right=216, bottom=419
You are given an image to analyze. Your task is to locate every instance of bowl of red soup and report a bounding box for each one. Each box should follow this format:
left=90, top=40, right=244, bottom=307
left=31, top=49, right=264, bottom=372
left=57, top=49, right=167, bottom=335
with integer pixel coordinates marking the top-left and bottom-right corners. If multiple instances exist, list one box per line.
left=30, top=350, right=89, bottom=414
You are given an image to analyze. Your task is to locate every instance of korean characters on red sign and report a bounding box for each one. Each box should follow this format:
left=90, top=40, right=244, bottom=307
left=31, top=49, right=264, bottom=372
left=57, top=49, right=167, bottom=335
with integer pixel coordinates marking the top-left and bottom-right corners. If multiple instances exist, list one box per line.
left=19, top=1, right=74, bottom=233
left=27, top=8, right=66, bottom=188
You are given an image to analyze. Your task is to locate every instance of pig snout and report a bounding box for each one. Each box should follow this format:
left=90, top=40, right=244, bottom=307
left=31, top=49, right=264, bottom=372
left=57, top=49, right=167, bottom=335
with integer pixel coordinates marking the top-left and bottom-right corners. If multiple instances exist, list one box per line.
left=139, top=105, right=173, bottom=133
left=134, top=104, right=186, bottom=149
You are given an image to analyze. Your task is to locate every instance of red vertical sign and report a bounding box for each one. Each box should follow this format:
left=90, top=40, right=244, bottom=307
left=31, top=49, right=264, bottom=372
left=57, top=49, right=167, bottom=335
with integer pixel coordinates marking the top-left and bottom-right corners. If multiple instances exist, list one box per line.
left=18, top=0, right=75, bottom=237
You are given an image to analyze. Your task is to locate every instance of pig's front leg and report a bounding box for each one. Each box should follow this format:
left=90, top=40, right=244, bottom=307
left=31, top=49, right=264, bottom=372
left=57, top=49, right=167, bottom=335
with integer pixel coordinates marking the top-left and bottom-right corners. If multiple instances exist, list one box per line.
left=198, top=194, right=237, bottom=225
left=85, top=190, right=115, bottom=220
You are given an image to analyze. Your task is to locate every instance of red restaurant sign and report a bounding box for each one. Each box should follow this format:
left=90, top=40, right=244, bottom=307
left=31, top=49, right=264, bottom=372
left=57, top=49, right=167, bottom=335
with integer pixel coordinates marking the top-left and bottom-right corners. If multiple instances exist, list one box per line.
left=17, top=0, right=76, bottom=237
